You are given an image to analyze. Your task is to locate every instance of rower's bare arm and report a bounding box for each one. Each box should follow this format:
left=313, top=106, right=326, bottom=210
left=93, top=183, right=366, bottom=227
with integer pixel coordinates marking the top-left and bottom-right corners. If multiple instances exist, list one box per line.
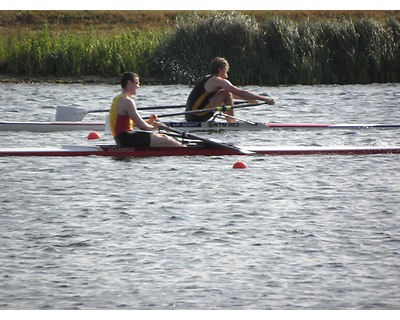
left=218, top=79, right=275, bottom=105
left=123, top=99, right=155, bottom=131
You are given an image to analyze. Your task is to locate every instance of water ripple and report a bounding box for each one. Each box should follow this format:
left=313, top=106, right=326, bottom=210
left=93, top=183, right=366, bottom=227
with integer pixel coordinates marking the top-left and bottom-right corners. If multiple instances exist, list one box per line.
left=1, top=83, right=400, bottom=309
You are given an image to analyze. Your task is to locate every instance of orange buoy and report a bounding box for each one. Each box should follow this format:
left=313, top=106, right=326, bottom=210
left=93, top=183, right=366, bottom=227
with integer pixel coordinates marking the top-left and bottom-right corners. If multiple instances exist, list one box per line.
left=232, top=160, right=248, bottom=169
left=87, top=131, right=101, bottom=140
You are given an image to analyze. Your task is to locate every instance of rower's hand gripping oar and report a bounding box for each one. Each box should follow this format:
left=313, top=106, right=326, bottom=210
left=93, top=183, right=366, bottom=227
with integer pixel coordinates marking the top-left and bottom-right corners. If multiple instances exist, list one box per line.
left=159, top=125, right=254, bottom=155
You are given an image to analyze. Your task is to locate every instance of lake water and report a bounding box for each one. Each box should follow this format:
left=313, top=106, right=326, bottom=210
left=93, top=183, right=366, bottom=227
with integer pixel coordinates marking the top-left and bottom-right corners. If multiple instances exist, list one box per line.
left=0, top=82, right=399, bottom=310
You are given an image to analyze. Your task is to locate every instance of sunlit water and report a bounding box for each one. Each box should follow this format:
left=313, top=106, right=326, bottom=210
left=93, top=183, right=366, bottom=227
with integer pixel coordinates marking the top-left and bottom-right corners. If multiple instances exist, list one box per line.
left=0, top=82, right=399, bottom=309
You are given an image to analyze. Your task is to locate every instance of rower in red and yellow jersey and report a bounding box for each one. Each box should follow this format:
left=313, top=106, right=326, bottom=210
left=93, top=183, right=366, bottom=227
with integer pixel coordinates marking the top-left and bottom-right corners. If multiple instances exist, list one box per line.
left=186, top=57, right=275, bottom=123
left=109, top=72, right=184, bottom=148
left=109, top=92, right=134, bottom=138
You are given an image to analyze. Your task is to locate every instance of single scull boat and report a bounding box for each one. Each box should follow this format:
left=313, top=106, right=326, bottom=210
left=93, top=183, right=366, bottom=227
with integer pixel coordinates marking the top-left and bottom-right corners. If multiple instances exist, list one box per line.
left=1, top=144, right=400, bottom=157
left=163, top=121, right=400, bottom=131
left=1, top=120, right=400, bottom=132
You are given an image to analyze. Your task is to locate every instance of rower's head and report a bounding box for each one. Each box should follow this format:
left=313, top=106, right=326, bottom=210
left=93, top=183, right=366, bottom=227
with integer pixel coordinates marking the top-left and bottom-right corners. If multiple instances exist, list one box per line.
left=121, top=72, right=140, bottom=88
left=121, top=72, right=140, bottom=95
left=209, top=57, right=230, bottom=77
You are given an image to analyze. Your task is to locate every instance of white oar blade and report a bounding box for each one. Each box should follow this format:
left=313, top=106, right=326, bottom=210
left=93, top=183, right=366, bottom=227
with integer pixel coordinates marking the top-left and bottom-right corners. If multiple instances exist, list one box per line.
left=55, top=106, right=88, bottom=121
left=105, top=115, right=111, bottom=134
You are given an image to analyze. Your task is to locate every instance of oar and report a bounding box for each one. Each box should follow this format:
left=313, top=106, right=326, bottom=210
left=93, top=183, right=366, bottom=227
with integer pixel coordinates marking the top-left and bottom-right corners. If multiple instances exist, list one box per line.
left=55, top=100, right=265, bottom=121
left=154, top=101, right=268, bottom=118
left=55, top=104, right=186, bottom=121
left=217, top=113, right=257, bottom=125
left=160, top=125, right=254, bottom=155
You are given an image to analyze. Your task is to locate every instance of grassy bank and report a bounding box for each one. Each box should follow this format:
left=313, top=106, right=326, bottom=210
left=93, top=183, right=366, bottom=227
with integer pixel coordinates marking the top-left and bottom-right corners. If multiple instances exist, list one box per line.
left=1, top=11, right=400, bottom=85
left=0, top=27, right=162, bottom=79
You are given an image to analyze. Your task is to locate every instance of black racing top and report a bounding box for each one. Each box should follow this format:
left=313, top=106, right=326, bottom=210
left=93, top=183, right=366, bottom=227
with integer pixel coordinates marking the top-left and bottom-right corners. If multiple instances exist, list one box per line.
left=185, top=75, right=217, bottom=121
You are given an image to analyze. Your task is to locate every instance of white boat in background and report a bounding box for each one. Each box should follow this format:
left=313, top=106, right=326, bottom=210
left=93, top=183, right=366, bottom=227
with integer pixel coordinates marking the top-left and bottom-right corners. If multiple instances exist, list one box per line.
left=1, top=120, right=400, bottom=132
left=163, top=121, right=400, bottom=131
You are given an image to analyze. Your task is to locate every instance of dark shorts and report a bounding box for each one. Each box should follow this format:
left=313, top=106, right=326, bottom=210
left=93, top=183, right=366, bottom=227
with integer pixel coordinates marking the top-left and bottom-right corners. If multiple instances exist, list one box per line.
left=115, top=131, right=151, bottom=147
left=185, top=109, right=214, bottom=122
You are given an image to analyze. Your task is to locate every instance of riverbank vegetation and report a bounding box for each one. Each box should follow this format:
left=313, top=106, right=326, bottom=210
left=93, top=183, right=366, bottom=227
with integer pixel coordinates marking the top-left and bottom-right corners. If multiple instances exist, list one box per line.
left=0, top=11, right=399, bottom=85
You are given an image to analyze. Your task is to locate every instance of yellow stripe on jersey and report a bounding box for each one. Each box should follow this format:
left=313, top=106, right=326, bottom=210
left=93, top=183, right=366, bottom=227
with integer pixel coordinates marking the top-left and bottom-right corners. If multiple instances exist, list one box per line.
left=109, top=93, right=133, bottom=137
left=191, top=91, right=213, bottom=117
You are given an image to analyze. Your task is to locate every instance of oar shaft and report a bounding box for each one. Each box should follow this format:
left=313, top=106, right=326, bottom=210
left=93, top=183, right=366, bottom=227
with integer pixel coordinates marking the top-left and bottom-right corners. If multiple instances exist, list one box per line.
left=156, top=110, right=212, bottom=118
left=56, top=104, right=186, bottom=121
left=84, top=101, right=262, bottom=114
left=138, top=104, right=186, bottom=110
left=155, top=101, right=267, bottom=118
left=87, top=104, right=186, bottom=114
left=219, top=113, right=257, bottom=125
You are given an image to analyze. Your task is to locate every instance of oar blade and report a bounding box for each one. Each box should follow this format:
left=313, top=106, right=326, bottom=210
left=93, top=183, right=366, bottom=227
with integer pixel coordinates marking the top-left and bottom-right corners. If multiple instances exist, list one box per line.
left=55, top=106, right=88, bottom=121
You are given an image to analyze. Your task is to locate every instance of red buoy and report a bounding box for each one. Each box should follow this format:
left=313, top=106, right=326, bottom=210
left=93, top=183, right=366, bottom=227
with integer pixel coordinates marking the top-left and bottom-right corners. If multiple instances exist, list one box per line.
left=232, top=160, right=248, bottom=169
left=87, top=131, right=101, bottom=140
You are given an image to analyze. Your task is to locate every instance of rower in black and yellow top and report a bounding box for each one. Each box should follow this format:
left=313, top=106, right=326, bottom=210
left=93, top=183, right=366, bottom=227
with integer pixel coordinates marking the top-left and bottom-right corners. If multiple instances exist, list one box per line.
left=185, top=57, right=275, bottom=123
left=185, top=75, right=216, bottom=122
left=109, top=72, right=184, bottom=148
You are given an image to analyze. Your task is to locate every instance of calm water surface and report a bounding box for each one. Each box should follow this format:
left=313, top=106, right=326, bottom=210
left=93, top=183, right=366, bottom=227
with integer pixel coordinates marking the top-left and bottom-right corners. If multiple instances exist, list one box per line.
left=0, top=83, right=399, bottom=309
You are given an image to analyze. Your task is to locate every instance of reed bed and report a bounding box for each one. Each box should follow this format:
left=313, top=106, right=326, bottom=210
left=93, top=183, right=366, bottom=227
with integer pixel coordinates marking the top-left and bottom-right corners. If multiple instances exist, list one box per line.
left=1, top=27, right=160, bottom=78
left=154, top=12, right=262, bottom=84
left=157, top=13, right=400, bottom=85
left=1, top=12, right=399, bottom=85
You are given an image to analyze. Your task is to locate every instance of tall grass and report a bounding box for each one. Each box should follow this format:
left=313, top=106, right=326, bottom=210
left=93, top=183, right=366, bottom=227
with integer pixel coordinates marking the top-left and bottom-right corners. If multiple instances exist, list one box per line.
left=282, top=16, right=400, bottom=84
left=1, top=26, right=160, bottom=78
left=154, top=13, right=400, bottom=85
left=154, top=12, right=262, bottom=84
left=1, top=12, right=399, bottom=85
left=311, top=18, right=398, bottom=84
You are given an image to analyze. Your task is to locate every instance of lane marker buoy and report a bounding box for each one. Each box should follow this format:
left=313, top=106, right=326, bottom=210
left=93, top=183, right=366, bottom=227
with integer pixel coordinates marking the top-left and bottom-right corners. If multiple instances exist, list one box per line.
left=232, top=160, right=248, bottom=169
left=87, top=131, right=101, bottom=140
